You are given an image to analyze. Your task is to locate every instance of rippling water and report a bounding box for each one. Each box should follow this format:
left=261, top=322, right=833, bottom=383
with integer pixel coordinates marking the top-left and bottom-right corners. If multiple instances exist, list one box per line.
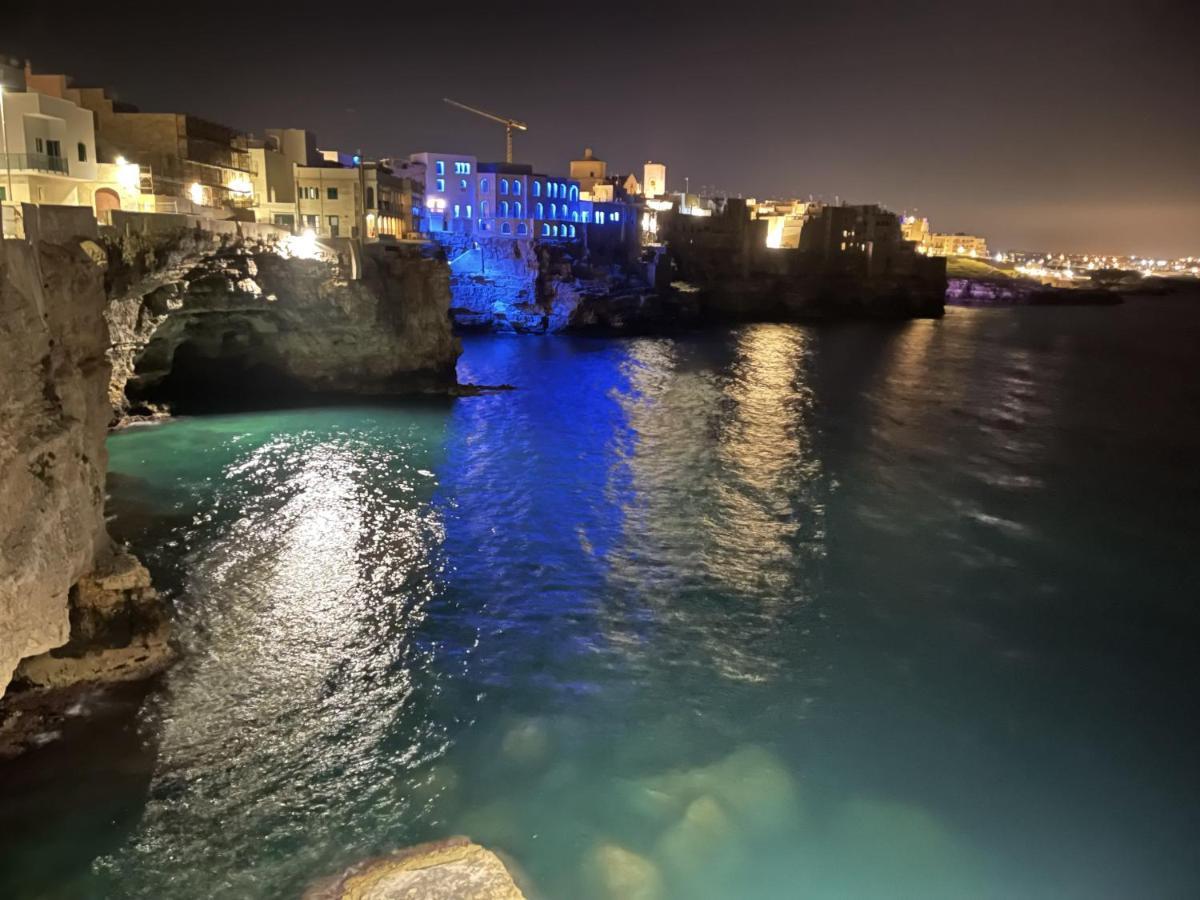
left=4, top=297, right=1200, bottom=898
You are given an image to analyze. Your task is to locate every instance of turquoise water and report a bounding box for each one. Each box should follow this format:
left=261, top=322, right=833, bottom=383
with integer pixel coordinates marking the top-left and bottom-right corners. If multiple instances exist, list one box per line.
left=4, top=299, right=1200, bottom=898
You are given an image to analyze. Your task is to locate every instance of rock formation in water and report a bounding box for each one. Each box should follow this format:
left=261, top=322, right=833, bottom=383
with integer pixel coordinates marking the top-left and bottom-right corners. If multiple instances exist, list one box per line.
left=106, top=228, right=460, bottom=416
left=304, top=837, right=527, bottom=900
left=946, top=276, right=1122, bottom=306
left=0, top=209, right=170, bottom=706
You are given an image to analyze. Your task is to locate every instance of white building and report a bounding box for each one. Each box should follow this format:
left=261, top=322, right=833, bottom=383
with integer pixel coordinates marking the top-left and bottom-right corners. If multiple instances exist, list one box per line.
left=0, top=89, right=99, bottom=208
left=643, top=161, right=666, bottom=199
left=409, top=151, right=477, bottom=233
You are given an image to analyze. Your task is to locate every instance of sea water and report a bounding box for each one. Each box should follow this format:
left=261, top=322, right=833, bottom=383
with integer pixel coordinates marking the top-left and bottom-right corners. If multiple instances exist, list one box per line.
left=3, top=297, right=1199, bottom=898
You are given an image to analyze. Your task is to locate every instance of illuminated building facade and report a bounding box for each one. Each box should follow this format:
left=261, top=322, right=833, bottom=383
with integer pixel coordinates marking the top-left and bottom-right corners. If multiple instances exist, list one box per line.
left=643, top=161, right=666, bottom=198
left=409, top=151, right=477, bottom=233
left=926, top=231, right=989, bottom=258
left=569, top=147, right=607, bottom=196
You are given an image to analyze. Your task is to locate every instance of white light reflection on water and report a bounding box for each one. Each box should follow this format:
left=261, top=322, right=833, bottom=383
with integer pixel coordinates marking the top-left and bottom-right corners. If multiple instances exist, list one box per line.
left=97, top=427, right=451, bottom=897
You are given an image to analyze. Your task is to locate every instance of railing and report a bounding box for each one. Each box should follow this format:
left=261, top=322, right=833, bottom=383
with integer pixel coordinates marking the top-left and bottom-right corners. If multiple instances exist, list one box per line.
left=0, top=153, right=70, bottom=175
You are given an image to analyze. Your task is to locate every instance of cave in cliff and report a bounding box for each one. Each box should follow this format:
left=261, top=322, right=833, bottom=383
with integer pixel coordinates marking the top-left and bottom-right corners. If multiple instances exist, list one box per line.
left=125, top=319, right=316, bottom=414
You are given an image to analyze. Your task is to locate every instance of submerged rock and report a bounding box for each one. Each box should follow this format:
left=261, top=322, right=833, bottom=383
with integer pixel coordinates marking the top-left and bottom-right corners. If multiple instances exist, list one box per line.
left=583, top=842, right=665, bottom=900
left=500, top=717, right=553, bottom=770
left=304, top=837, right=526, bottom=900
left=635, top=744, right=803, bottom=835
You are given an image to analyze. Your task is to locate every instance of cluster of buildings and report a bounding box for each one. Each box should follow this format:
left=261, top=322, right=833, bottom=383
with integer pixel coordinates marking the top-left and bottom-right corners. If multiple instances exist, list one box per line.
left=899, top=215, right=989, bottom=259
left=0, top=57, right=650, bottom=250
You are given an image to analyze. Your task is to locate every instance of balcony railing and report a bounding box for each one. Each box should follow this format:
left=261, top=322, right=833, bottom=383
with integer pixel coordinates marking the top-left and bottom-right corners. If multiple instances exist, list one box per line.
left=0, top=153, right=70, bottom=175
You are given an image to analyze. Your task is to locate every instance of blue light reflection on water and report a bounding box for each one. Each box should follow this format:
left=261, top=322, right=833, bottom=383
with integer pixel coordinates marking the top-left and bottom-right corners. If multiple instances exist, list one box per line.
left=3, top=301, right=1200, bottom=898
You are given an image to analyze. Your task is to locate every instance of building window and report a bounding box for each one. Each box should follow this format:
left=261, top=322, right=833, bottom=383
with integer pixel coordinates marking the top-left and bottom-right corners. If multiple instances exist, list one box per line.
left=550, top=203, right=557, bottom=219
left=0, top=187, right=5, bottom=201
left=500, top=178, right=509, bottom=195
left=77, top=142, right=87, bottom=162
left=481, top=200, right=489, bottom=217
left=366, top=186, right=375, bottom=208
left=532, top=181, right=541, bottom=197
left=551, top=225, right=559, bottom=237
left=541, top=223, right=549, bottom=236
left=611, top=212, right=620, bottom=222
left=499, top=200, right=509, bottom=217
left=300, top=186, right=319, bottom=199
left=569, top=225, right=576, bottom=237
left=328, top=215, right=340, bottom=237
left=35, top=137, right=45, bottom=153
left=454, top=204, right=461, bottom=218
left=517, top=222, right=528, bottom=235
left=460, top=178, right=468, bottom=190
left=571, top=211, right=579, bottom=222
left=303, top=214, right=319, bottom=229
left=480, top=178, right=489, bottom=193
left=513, top=180, right=522, bottom=196
left=559, top=183, right=566, bottom=198
left=548, top=182, right=556, bottom=198
left=536, top=202, right=544, bottom=218
left=569, top=185, right=578, bottom=201
left=327, top=187, right=339, bottom=200
left=436, top=160, right=445, bottom=175
left=436, top=178, right=445, bottom=192
left=512, top=200, right=521, bottom=217
left=502, top=222, right=511, bottom=234
left=595, top=211, right=605, bottom=224
left=454, top=161, right=471, bottom=174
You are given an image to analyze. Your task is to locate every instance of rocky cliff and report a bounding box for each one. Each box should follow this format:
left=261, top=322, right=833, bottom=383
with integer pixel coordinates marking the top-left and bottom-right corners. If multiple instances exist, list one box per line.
left=2, top=212, right=460, bottom=723
left=0, top=215, right=168, bottom=704
left=107, top=229, right=460, bottom=416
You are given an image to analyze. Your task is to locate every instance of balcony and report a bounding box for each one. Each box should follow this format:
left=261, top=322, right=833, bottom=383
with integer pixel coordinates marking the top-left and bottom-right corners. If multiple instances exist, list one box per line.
left=0, top=153, right=70, bottom=175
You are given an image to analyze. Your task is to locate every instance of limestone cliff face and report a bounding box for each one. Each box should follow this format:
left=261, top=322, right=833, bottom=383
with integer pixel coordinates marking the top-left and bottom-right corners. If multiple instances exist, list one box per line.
left=2, top=219, right=459, bottom=708
left=107, top=233, right=460, bottom=415
left=447, top=236, right=658, bottom=335
left=0, top=235, right=115, bottom=693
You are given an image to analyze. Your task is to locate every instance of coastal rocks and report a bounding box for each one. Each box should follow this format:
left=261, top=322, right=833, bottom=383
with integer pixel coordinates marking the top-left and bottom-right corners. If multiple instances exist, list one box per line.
left=1, top=229, right=112, bottom=695
left=445, top=234, right=661, bottom=334
left=108, top=233, right=460, bottom=416
left=946, top=276, right=1123, bottom=306
left=11, top=549, right=170, bottom=690
left=303, top=837, right=527, bottom=900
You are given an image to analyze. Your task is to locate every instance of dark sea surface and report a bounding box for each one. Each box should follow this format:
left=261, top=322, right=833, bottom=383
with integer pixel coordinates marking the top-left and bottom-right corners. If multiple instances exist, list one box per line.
left=3, top=294, right=1200, bottom=898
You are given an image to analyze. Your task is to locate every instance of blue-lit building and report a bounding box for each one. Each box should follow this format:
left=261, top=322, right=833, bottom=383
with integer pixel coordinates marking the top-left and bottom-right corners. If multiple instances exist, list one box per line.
left=409, top=151, right=477, bottom=233
left=410, top=150, right=632, bottom=243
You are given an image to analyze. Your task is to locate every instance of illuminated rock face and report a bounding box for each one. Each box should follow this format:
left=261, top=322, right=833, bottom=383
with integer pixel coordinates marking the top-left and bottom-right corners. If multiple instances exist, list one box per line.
left=0, top=229, right=160, bottom=696
left=446, top=236, right=661, bottom=334
left=110, top=238, right=460, bottom=415
left=303, top=838, right=527, bottom=900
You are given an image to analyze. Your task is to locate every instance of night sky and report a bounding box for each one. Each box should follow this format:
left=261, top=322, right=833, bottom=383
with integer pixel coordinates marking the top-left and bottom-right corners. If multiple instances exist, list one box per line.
left=6, top=1, right=1199, bottom=256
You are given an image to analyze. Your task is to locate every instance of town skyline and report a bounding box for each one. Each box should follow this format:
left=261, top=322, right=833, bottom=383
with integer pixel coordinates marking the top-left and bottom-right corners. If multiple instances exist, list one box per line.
left=5, top=0, right=1200, bottom=257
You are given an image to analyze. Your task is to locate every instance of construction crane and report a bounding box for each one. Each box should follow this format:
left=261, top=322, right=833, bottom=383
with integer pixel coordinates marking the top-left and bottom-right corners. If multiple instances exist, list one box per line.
left=443, top=98, right=527, bottom=164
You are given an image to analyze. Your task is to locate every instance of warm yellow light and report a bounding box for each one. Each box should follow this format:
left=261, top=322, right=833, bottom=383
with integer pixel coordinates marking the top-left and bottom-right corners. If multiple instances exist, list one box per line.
left=188, top=182, right=205, bottom=205
left=228, top=177, right=253, bottom=196
left=116, top=160, right=141, bottom=191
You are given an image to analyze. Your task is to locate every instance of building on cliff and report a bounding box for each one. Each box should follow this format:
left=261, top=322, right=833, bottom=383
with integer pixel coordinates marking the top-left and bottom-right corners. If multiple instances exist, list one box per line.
left=0, top=65, right=144, bottom=236
left=659, top=197, right=946, bottom=315
left=407, top=150, right=636, bottom=247
left=901, top=214, right=990, bottom=259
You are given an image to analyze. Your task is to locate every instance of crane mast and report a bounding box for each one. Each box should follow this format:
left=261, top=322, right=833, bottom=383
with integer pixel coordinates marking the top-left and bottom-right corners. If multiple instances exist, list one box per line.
left=443, top=98, right=527, bottom=164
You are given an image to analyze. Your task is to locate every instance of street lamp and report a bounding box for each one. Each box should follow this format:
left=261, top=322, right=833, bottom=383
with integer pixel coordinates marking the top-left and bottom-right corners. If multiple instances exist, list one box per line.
left=0, top=84, right=13, bottom=238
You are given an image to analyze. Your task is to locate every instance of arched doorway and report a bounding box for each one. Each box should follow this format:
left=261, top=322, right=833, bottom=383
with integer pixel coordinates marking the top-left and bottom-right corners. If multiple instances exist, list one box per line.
left=94, top=188, right=121, bottom=221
